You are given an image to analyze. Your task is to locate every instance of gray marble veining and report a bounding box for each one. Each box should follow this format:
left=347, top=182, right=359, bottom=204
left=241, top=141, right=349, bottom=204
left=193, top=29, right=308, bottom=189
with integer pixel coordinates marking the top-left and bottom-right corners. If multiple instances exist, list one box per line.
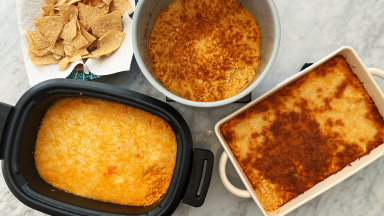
left=1, top=0, right=384, bottom=215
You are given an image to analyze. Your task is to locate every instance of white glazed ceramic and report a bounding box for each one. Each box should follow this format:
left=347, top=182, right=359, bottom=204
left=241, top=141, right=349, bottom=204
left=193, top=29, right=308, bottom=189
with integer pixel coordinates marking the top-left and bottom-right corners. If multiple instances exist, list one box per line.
left=132, top=0, right=280, bottom=107
left=215, top=46, right=384, bottom=216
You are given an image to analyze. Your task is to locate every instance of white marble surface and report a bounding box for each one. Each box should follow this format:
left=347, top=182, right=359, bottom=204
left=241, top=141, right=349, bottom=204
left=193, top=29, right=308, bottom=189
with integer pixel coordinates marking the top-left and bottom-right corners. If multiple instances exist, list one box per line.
left=1, top=0, right=384, bottom=215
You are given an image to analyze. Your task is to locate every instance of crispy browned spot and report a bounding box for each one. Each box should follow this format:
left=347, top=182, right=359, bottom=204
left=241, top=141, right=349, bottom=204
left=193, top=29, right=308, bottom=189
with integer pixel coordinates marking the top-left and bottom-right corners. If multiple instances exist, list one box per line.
left=104, top=166, right=117, bottom=177
left=149, top=0, right=262, bottom=102
left=220, top=56, right=384, bottom=211
left=335, top=119, right=344, bottom=126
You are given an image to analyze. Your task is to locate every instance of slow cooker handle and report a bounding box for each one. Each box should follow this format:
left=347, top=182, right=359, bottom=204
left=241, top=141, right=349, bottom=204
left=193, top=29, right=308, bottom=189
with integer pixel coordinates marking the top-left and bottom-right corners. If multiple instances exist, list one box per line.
left=0, top=102, right=13, bottom=160
left=182, top=148, right=214, bottom=207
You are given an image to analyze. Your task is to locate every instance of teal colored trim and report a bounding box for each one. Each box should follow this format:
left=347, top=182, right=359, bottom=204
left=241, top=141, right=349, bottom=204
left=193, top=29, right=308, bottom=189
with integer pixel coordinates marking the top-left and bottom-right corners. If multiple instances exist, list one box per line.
left=66, top=70, right=102, bottom=81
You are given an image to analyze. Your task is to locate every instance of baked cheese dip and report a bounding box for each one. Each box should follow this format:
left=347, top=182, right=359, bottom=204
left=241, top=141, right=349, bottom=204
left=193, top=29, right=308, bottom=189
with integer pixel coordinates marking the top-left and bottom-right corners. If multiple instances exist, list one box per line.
left=35, top=97, right=177, bottom=206
left=149, top=0, right=262, bottom=102
left=221, top=56, right=384, bottom=212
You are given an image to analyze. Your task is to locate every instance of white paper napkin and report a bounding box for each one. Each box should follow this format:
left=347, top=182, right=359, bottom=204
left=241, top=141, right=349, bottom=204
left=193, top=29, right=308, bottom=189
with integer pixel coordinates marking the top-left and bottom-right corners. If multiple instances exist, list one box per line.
left=16, top=0, right=136, bottom=86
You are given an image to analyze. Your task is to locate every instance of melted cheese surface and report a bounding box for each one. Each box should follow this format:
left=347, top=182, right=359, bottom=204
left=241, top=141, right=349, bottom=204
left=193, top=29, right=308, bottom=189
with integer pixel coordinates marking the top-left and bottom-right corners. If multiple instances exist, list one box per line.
left=149, top=0, right=262, bottom=102
left=221, top=56, right=384, bottom=212
left=35, top=97, right=177, bottom=206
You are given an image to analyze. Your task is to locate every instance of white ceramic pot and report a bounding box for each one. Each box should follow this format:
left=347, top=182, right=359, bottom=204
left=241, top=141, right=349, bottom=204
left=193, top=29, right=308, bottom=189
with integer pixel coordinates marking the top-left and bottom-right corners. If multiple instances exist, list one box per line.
left=132, top=0, right=280, bottom=107
left=215, top=46, right=384, bottom=216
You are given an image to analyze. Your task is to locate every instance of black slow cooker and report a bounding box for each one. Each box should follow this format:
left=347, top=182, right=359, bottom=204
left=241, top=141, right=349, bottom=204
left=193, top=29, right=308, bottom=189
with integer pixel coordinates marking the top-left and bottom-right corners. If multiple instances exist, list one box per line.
left=0, top=79, right=213, bottom=216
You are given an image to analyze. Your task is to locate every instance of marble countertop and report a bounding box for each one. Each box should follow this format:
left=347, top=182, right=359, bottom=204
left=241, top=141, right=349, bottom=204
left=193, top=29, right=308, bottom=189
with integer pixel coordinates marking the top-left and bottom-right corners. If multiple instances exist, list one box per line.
left=1, top=0, right=384, bottom=215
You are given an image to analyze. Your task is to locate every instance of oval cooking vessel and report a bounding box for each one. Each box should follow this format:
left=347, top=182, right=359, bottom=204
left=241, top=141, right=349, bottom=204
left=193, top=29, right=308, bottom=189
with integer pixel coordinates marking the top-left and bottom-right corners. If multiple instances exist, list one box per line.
left=0, top=79, right=214, bottom=216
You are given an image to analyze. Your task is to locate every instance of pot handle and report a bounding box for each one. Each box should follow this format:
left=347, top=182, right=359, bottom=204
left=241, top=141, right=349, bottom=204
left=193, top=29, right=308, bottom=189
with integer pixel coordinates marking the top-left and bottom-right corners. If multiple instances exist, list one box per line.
left=368, top=68, right=384, bottom=79
left=219, top=152, right=251, bottom=198
left=182, top=148, right=214, bottom=207
left=0, top=102, right=13, bottom=160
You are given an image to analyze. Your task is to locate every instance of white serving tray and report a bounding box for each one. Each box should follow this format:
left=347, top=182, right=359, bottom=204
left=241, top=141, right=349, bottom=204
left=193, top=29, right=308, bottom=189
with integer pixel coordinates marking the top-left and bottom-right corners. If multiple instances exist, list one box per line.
left=214, top=46, right=384, bottom=216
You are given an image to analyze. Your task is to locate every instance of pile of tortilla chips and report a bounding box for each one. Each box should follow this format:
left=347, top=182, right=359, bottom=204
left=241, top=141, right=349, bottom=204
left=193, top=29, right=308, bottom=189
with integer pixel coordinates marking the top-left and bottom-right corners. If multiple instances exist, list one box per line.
left=27, top=0, right=132, bottom=71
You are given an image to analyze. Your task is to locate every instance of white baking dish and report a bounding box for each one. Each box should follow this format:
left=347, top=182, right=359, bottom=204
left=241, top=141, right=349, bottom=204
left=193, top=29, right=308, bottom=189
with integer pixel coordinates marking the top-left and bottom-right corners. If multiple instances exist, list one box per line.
left=214, top=46, right=384, bottom=216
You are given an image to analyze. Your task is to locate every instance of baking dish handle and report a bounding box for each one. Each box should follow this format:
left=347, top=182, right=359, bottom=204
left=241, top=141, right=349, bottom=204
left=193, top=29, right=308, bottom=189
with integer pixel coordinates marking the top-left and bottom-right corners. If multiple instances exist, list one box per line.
left=182, top=148, right=214, bottom=207
left=368, top=68, right=384, bottom=79
left=0, top=102, right=13, bottom=160
left=219, top=152, right=252, bottom=198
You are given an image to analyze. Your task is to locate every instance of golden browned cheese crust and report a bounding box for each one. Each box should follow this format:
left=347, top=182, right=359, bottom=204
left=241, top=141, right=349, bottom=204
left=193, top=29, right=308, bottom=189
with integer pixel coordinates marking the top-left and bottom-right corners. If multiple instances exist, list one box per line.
left=220, top=56, right=384, bottom=212
left=35, top=97, right=177, bottom=206
left=149, top=0, right=262, bottom=102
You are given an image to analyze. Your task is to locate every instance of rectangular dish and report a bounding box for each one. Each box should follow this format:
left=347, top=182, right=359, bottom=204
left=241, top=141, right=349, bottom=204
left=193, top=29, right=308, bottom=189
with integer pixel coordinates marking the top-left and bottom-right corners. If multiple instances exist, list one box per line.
left=215, top=46, right=384, bottom=216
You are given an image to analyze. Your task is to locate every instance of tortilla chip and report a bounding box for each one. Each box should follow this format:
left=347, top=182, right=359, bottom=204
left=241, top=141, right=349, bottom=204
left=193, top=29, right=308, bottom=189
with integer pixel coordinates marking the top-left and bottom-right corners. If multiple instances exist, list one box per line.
left=27, top=0, right=129, bottom=70
left=68, top=54, right=82, bottom=62
left=29, top=30, right=51, bottom=49
left=92, top=30, right=125, bottom=57
left=31, top=54, right=58, bottom=65
left=87, top=40, right=98, bottom=51
left=26, top=31, right=36, bottom=49
left=42, top=4, right=55, bottom=14
left=77, top=47, right=89, bottom=56
left=59, top=4, right=78, bottom=24
left=78, top=19, right=87, bottom=29
left=56, top=33, right=62, bottom=41
left=90, top=0, right=103, bottom=6
left=99, top=3, right=110, bottom=15
left=63, top=39, right=70, bottom=45
left=27, top=30, right=52, bottom=56
left=64, top=44, right=75, bottom=55
left=31, top=49, right=52, bottom=57
left=79, top=26, right=96, bottom=46
left=59, top=57, right=70, bottom=70
left=93, top=2, right=104, bottom=7
left=61, top=19, right=77, bottom=41
left=91, top=11, right=121, bottom=38
left=64, top=44, right=89, bottom=56
left=109, top=0, right=132, bottom=17
left=28, top=46, right=51, bottom=57
left=105, top=50, right=114, bottom=57
left=46, top=0, right=57, bottom=4
left=47, top=40, right=65, bottom=55
left=27, top=48, right=37, bottom=56
left=78, top=3, right=106, bottom=29
left=102, top=0, right=112, bottom=5
left=52, top=53, right=63, bottom=59
left=93, top=1, right=109, bottom=15
left=27, top=48, right=35, bottom=56
left=64, top=44, right=74, bottom=55
left=66, top=0, right=81, bottom=4
left=54, top=0, right=67, bottom=7
left=70, top=32, right=89, bottom=49
left=33, top=16, right=64, bottom=47
left=34, top=16, right=44, bottom=21
left=82, top=53, right=96, bottom=58
left=74, top=20, right=80, bottom=32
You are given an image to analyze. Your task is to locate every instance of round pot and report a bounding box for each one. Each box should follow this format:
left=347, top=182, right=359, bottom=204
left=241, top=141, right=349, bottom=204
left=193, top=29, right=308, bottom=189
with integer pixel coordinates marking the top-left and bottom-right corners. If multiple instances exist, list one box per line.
left=132, top=0, right=280, bottom=107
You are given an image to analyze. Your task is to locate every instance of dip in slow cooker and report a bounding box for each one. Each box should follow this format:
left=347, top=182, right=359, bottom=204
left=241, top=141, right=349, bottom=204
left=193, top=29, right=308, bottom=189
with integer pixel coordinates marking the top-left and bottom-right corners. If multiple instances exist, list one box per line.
left=34, top=97, right=177, bottom=206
